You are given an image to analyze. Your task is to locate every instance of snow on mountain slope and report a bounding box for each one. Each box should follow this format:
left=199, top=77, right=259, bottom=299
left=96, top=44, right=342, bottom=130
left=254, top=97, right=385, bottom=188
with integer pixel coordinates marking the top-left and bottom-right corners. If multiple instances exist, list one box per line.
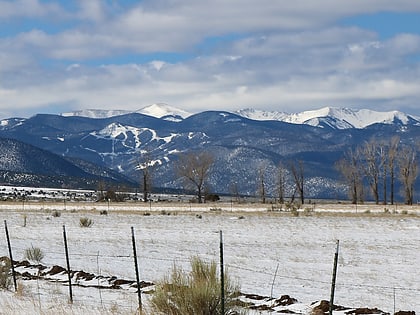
left=236, top=106, right=420, bottom=129
left=235, top=108, right=289, bottom=121
left=137, top=103, right=192, bottom=120
left=63, top=105, right=419, bottom=129
left=91, top=123, right=179, bottom=152
left=61, top=109, right=131, bottom=118
left=61, top=103, right=192, bottom=121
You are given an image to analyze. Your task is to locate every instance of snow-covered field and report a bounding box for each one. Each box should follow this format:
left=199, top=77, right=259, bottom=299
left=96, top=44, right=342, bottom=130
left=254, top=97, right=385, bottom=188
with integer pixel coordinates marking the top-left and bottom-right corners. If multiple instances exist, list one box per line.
left=0, top=200, right=419, bottom=314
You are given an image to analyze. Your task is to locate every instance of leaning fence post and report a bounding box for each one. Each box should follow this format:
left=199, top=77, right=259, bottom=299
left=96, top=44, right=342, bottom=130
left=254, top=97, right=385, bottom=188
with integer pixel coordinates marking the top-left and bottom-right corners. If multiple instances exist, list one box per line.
left=4, top=220, right=17, bottom=291
left=131, top=226, right=142, bottom=313
left=329, top=240, right=339, bottom=315
left=63, top=225, right=73, bottom=304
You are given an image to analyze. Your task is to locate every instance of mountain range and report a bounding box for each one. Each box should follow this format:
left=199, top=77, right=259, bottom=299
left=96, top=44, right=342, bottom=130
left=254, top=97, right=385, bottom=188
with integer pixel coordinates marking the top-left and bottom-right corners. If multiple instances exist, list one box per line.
left=1, top=104, right=419, bottom=200
left=62, top=104, right=420, bottom=130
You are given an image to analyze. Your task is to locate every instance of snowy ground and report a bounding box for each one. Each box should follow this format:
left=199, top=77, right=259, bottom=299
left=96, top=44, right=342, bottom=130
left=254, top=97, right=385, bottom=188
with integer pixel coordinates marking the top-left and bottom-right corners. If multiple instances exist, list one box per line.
left=0, top=200, right=419, bottom=314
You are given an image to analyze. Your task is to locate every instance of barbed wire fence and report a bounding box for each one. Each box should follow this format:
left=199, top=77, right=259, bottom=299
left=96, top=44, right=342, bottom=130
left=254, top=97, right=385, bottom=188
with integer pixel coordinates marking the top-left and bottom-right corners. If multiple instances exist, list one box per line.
left=1, top=220, right=419, bottom=314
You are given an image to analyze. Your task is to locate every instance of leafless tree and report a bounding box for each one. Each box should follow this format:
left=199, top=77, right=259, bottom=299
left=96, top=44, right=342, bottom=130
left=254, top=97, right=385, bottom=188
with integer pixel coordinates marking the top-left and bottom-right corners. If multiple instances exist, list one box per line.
left=335, top=148, right=364, bottom=204
left=138, top=151, right=154, bottom=202
left=175, top=151, right=215, bottom=203
left=229, top=182, right=240, bottom=203
left=388, top=136, right=400, bottom=205
left=290, top=160, right=304, bottom=205
left=257, top=165, right=267, bottom=204
left=397, top=144, right=418, bottom=205
left=276, top=162, right=287, bottom=204
left=378, top=142, right=388, bottom=205
left=360, top=140, right=381, bottom=204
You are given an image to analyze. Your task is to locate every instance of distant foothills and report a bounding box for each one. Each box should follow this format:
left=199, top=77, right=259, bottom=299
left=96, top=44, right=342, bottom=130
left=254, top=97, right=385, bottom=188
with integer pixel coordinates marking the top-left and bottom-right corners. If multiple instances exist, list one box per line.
left=1, top=103, right=420, bottom=204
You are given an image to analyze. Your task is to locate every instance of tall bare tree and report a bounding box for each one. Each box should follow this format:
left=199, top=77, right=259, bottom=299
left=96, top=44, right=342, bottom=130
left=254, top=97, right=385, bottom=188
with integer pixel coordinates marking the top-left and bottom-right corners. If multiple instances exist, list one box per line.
left=276, top=162, right=287, bottom=204
left=335, top=148, right=364, bottom=204
left=360, top=140, right=381, bottom=204
left=388, top=136, right=400, bottom=205
left=257, top=164, right=267, bottom=204
left=290, top=160, right=304, bottom=205
left=397, top=145, right=418, bottom=205
left=378, top=142, right=388, bottom=205
left=138, top=151, right=154, bottom=202
left=175, top=151, right=214, bottom=203
left=229, top=182, right=240, bottom=203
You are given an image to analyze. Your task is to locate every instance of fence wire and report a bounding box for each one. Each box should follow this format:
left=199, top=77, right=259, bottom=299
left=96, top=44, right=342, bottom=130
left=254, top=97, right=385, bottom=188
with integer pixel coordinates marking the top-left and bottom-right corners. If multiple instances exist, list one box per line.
left=1, top=222, right=419, bottom=313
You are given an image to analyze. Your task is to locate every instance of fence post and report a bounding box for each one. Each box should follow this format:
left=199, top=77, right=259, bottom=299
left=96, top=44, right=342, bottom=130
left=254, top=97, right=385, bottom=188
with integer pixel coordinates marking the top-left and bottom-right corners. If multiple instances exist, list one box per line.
left=271, top=262, right=280, bottom=299
left=220, top=230, right=225, bottom=315
left=329, top=240, right=339, bottom=315
left=63, top=225, right=73, bottom=304
left=4, top=220, right=17, bottom=291
left=131, top=226, right=142, bottom=313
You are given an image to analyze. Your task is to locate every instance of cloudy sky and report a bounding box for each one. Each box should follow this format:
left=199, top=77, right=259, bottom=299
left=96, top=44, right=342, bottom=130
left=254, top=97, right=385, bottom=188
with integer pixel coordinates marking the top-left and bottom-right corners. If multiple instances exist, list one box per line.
left=1, top=0, right=420, bottom=118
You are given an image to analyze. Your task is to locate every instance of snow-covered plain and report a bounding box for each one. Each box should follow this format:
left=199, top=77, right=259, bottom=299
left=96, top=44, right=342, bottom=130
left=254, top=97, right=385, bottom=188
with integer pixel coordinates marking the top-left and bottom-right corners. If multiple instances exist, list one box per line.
left=0, top=200, right=419, bottom=314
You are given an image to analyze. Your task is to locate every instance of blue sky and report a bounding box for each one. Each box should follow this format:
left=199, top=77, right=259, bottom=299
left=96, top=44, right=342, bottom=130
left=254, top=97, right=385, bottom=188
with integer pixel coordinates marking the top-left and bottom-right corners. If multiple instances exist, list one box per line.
left=1, top=0, right=420, bottom=118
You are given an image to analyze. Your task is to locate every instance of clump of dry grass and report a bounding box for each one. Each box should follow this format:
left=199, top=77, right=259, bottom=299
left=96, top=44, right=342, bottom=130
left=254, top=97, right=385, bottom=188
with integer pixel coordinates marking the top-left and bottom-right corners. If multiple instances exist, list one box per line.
left=79, top=217, right=94, bottom=227
left=24, top=246, right=44, bottom=263
left=150, top=256, right=246, bottom=315
left=0, top=257, right=12, bottom=290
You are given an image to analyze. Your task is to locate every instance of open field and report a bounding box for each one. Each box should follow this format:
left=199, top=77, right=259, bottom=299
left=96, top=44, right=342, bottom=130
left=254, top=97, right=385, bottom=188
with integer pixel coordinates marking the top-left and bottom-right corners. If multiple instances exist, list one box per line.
left=0, top=200, right=419, bottom=314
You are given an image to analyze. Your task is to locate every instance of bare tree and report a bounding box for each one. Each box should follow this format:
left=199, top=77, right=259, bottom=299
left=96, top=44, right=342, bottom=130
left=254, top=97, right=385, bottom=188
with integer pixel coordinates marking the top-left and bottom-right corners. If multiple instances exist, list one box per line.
left=290, top=160, right=304, bottom=205
left=335, top=148, right=364, bottom=204
left=276, top=162, right=287, bottom=204
left=388, top=136, right=400, bottom=205
left=360, top=140, right=381, bottom=204
left=138, top=151, right=154, bottom=202
left=397, top=145, right=418, bottom=205
left=175, top=151, right=215, bottom=203
left=229, top=182, right=240, bottom=203
left=257, top=164, right=267, bottom=204
left=378, top=142, right=388, bottom=205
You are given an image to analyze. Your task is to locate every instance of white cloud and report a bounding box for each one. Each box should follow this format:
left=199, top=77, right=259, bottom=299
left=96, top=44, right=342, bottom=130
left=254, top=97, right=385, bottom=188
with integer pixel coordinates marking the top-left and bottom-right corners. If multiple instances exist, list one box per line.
left=1, top=0, right=420, bottom=117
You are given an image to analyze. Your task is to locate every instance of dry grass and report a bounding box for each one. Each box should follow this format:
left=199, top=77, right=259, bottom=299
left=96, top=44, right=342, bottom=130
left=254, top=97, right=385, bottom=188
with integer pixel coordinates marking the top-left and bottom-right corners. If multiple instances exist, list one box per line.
left=149, top=256, right=245, bottom=315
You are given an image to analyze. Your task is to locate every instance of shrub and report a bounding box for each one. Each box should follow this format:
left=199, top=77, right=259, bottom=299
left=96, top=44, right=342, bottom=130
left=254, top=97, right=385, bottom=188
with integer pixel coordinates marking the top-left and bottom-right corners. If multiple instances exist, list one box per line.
left=291, top=208, right=299, bottom=217
left=52, top=210, right=61, bottom=217
left=99, top=210, right=108, bottom=215
left=24, top=245, right=44, bottom=263
left=0, top=257, right=12, bottom=290
left=150, top=256, right=245, bottom=315
left=303, top=207, right=313, bottom=216
left=79, top=217, right=94, bottom=228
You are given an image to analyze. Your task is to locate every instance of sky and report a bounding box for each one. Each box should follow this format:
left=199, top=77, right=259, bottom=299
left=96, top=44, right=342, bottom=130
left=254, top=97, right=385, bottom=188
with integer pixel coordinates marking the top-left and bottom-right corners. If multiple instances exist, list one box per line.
left=1, top=0, right=420, bottom=118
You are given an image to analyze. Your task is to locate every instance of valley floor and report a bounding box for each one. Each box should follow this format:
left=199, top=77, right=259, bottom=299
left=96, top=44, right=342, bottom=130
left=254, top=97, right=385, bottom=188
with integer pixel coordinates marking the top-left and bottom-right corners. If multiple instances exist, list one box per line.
left=0, top=200, right=418, bottom=314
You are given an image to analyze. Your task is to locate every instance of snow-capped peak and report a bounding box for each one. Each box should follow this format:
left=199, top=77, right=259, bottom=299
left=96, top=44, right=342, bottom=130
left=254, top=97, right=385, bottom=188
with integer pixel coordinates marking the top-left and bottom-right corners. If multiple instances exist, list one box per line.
left=137, top=103, right=192, bottom=120
left=61, top=103, right=193, bottom=121
left=235, top=108, right=289, bottom=121
left=235, top=106, right=420, bottom=129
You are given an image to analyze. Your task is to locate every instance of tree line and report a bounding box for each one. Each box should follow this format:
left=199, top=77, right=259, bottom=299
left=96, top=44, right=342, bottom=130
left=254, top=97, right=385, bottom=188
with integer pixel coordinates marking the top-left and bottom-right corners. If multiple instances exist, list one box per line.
left=336, top=136, right=418, bottom=205
left=137, top=136, right=418, bottom=205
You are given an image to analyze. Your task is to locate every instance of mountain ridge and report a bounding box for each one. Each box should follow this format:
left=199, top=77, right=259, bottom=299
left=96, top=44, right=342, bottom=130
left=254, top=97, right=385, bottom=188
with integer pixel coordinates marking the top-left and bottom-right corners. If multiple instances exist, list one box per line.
left=1, top=105, right=420, bottom=200
left=59, top=104, right=420, bottom=130
left=235, top=106, right=420, bottom=129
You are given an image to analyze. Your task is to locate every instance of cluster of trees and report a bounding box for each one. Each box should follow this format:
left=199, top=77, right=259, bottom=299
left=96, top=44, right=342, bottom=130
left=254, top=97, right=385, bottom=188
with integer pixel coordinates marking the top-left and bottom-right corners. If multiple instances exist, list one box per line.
left=138, top=149, right=306, bottom=205
left=336, top=137, right=418, bottom=205
left=137, top=136, right=418, bottom=205
left=138, top=150, right=214, bottom=204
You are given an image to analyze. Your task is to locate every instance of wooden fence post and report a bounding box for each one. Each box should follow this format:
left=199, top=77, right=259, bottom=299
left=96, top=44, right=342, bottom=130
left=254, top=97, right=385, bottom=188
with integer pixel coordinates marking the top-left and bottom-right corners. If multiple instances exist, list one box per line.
left=131, top=226, right=142, bottom=313
left=220, top=230, right=225, bottom=315
left=4, top=220, right=17, bottom=291
left=63, top=225, right=73, bottom=304
left=329, top=240, right=339, bottom=315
